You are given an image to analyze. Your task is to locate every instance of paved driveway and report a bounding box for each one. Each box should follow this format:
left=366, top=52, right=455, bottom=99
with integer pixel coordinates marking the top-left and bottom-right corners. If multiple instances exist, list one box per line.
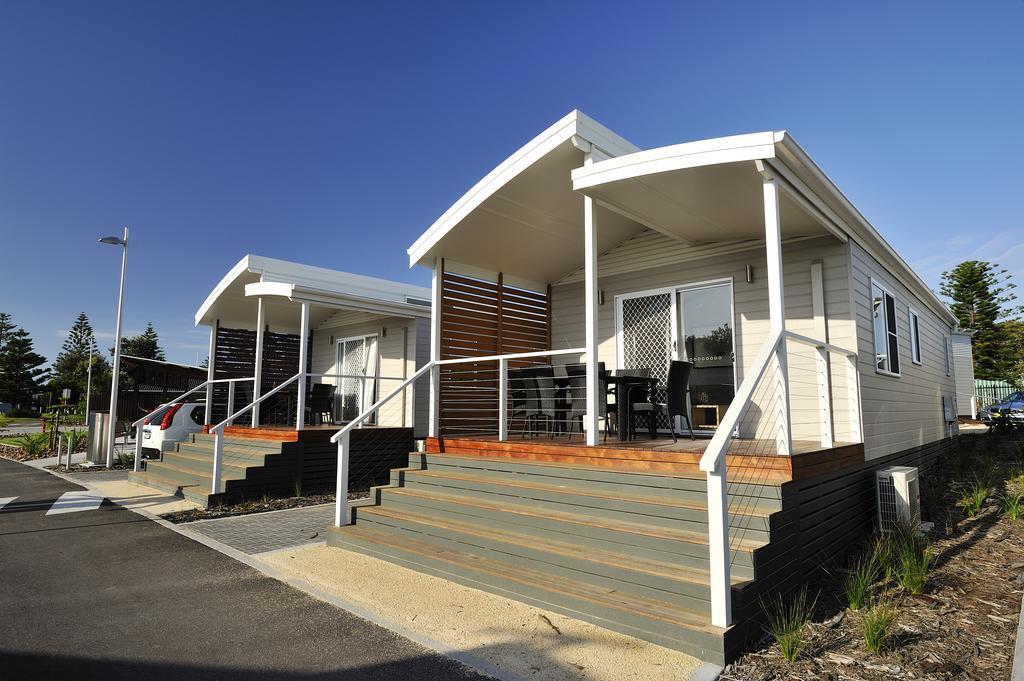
left=0, top=458, right=488, bottom=680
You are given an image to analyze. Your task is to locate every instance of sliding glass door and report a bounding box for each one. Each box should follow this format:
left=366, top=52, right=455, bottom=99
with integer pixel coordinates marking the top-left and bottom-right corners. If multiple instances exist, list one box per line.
left=677, top=282, right=735, bottom=431
left=335, top=334, right=378, bottom=423
left=616, top=280, right=736, bottom=434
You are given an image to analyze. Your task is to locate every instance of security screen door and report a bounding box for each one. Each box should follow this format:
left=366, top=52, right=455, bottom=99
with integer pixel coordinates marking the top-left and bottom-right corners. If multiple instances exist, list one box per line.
left=617, top=290, right=676, bottom=430
left=335, top=334, right=378, bottom=423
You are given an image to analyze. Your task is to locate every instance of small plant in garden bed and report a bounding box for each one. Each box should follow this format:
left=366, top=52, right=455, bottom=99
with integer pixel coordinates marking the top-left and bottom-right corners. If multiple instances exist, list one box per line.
left=841, top=550, right=879, bottom=610
left=860, top=600, right=897, bottom=654
left=16, top=433, right=50, bottom=457
left=760, top=587, right=816, bottom=662
left=892, top=527, right=930, bottom=595
left=957, top=477, right=990, bottom=517
left=1000, top=490, right=1024, bottom=520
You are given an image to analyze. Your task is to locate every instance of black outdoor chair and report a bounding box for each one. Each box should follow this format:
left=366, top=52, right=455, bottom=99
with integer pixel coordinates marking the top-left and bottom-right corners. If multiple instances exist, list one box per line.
left=631, top=360, right=696, bottom=442
left=521, top=366, right=557, bottom=437
left=305, top=383, right=336, bottom=426
left=563, top=362, right=612, bottom=441
left=508, top=368, right=532, bottom=435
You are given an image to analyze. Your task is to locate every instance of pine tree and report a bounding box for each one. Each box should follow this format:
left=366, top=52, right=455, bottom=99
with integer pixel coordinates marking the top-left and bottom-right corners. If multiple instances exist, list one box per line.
left=0, top=320, right=49, bottom=412
left=117, top=322, right=165, bottom=361
left=51, top=312, right=110, bottom=399
left=940, top=261, right=1022, bottom=380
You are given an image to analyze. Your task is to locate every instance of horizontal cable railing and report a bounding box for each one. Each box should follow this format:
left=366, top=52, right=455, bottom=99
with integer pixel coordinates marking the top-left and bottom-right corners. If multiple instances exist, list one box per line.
left=131, top=377, right=255, bottom=473
left=698, top=329, right=859, bottom=629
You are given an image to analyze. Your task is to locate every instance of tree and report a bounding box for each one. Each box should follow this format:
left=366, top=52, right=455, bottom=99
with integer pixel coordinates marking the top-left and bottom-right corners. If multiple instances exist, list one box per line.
left=0, top=315, right=48, bottom=412
left=116, top=322, right=165, bottom=361
left=996, top=319, right=1024, bottom=385
left=51, top=312, right=111, bottom=399
left=940, top=261, right=1022, bottom=380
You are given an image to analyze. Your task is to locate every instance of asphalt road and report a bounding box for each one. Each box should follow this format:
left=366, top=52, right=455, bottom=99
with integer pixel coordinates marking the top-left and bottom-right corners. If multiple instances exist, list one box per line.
left=0, top=458, right=489, bottom=680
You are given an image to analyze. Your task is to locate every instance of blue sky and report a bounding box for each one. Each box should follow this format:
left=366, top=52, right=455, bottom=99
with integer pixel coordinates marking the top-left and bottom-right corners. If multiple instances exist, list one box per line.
left=2, top=1, right=1022, bottom=366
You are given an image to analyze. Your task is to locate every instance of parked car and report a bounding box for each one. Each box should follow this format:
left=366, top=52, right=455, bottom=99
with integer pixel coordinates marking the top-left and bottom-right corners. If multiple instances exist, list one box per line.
left=140, top=402, right=205, bottom=460
left=980, top=391, right=1024, bottom=427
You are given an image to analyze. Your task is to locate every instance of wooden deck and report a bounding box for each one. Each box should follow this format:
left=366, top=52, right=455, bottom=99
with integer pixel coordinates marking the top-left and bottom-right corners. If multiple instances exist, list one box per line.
left=426, top=434, right=865, bottom=484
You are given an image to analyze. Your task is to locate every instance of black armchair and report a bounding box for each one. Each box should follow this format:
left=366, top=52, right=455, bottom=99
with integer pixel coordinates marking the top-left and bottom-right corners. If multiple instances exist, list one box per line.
left=631, top=360, right=696, bottom=442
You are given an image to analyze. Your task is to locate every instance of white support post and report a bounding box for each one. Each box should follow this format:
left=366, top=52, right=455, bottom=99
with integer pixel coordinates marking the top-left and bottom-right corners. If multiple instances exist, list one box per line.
left=583, top=165, right=600, bottom=447
left=211, top=428, right=224, bottom=495
left=706, top=462, right=733, bottom=628
left=252, top=298, right=265, bottom=427
left=428, top=258, right=442, bottom=438
left=810, top=262, right=833, bottom=448
left=762, top=172, right=791, bottom=456
left=227, top=381, right=236, bottom=427
left=295, top=302, right=310, bottom=431
left=204, top=324, right=216, bottom=426
left=335, top=431, right=350, bottom=526
left=134, top=423, right=143, bottom=472
left=846, top=354, right=863, bottom=443
left=498, top=357, right=508, bottom=441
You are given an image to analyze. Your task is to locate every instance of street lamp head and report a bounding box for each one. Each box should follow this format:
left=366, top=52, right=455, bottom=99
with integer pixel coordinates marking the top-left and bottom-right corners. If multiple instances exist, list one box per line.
left=98, top=236, right=127, bottom=245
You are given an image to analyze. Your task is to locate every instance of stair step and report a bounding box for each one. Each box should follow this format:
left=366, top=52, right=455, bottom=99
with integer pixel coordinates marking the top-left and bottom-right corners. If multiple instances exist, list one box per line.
left=327, top=524, right=735, bottom=665
left=372, top=485, right=767, bottom=561
left=187, top=434, right=285, bottom=452
left=164, top=448, right=270, bottom=473
left=409, top=452, right=784, bottom=504
left=129, top=468, right=213, bottom=506
left=398, top=467, right=779, bottom=531
left=357, top=503, right=751, bottom=608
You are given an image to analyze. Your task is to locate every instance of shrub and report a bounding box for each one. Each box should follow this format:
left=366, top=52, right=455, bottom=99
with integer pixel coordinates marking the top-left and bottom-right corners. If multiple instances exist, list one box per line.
left=872, top=534, right=897, bottom=582
left=861, top=601, right=897, bottom=654
left=16, top=433, right=50, bottom=456
left=761, top=587, right=816, bottom=662
left=958, top=478, right=990, bottom=517
left=842, top=551, right=879, bottom=610
left=0, top=413, right=10, bottom=429
left=1001, top=491, right=1024, bottom=521
left=114, top=449, right=136, bottom=467
left=68, top=429, right=88, bottom=453
left=892, top=522, right=933, bottom=593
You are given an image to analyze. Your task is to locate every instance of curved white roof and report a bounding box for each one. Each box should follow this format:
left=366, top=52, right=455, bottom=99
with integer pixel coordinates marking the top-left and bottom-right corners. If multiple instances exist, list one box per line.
left=196, top=255, right=431, bottom=328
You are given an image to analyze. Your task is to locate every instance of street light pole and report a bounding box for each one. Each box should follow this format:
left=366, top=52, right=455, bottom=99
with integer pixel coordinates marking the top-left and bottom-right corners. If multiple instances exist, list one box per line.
left=84, top=341, right=94, bottom=420
left=100, top=227, right=129, bottom=468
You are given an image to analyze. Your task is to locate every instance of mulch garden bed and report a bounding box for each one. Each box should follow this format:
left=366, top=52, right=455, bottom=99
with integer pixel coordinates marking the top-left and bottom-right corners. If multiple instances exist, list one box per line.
left=724, top=433, right=1024, bottom=681
left=0, top=443, right=57, bottom=461
left=161, top=493, right=340, bottom=523
left=45, top=462, right=130, bottom=473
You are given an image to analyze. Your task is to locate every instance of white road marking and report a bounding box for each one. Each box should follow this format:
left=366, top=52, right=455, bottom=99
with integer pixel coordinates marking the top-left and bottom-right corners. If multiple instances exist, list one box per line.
left=0, top=497, right=15, bottom=510
left=46, top=491, right=105, bottom=515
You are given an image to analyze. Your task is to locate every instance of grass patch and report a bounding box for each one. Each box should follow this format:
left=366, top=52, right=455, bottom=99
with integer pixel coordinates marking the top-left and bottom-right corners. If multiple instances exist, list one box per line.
left=958, top=477, right=990, bottom=517
left=861, top=601, right=897, bottom=654
left=842, top=551, right=879, bottom=610
left=761, top=587, right=816, bottom=662
left=1001, top=491, right=1024, bottom=521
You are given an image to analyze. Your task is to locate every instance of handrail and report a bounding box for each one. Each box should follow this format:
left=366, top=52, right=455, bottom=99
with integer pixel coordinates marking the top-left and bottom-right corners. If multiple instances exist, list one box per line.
left=699, top=330, right=784, bottom=473
left=330, top=362, right=436, bottom=443
left=212, top=373, right=301, bottom=433
left=436, top=347, right=586, bottom=365
left=131, top=376, right=255, bottom=473
left=783, top=330, right=857, bottom=358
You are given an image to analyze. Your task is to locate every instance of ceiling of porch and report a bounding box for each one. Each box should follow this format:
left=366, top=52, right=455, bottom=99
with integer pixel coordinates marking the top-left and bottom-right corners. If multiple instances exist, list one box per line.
left=413, top=135, right=835, bottom=290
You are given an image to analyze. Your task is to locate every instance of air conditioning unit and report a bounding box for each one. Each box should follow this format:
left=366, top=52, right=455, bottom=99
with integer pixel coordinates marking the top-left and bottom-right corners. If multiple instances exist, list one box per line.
left=876, top=466, right=920, bottom=533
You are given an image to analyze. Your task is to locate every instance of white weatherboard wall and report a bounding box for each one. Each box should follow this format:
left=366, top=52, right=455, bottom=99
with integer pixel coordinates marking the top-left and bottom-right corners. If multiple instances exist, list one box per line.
left=310, top=313, right=427, bottom=435
left=849, top=241, right=957, bottom=459
left=550, top=231, right=858, bottom=445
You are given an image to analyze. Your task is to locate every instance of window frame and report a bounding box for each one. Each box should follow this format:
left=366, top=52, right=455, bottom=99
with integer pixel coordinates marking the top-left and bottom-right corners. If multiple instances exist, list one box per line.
left=870, top=278, right=902, bottom=377
left=945, top=336, right=953, bottom=377
left=908, top=307, right=922, bottom=366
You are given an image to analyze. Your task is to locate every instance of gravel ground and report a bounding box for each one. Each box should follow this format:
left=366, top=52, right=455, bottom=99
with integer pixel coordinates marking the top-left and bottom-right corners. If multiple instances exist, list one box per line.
left=260, top=543, right=705, bottom=681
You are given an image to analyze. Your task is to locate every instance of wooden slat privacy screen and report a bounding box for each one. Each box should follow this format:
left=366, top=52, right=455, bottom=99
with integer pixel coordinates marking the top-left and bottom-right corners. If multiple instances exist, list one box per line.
left=439, top=264, right=551, bottom=435
left=212, top=325, right=311, bottom=425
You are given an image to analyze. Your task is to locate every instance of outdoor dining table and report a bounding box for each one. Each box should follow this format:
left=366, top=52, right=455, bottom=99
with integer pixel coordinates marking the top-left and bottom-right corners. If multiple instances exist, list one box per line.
left=606, top=373, right=659, bottom=441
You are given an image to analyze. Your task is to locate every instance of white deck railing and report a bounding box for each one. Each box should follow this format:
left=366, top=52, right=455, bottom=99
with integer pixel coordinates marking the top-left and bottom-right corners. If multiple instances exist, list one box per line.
left=698, top=330, right=860, bottom=628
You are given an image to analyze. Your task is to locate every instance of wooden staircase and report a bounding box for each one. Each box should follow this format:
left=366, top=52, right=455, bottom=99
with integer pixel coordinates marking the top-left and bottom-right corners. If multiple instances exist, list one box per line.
left=324, top=437, right=847, bottom=664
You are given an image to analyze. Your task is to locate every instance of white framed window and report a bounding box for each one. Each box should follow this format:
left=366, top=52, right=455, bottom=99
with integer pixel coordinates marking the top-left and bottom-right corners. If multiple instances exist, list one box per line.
left=945, top=337, right=953, bottom=377
left=908, top=308, right=922, bottom=365
left=871, top=279, right=901, bottom=376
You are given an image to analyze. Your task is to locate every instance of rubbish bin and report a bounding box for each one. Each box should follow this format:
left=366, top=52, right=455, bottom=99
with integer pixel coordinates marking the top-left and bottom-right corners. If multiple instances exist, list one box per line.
left=86, top=412, right=111, bottom=465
